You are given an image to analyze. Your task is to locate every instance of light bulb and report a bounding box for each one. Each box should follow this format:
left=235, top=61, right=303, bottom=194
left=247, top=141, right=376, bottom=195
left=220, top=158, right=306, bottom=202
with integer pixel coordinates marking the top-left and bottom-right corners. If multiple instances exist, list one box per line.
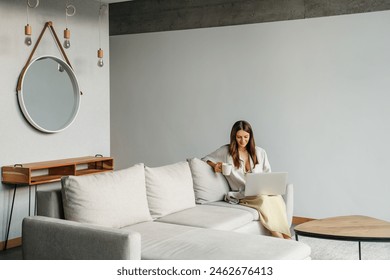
left=63, top=39, right=71, bottom=49
left=98, top=58, right=104, bottom=67
left=25, top=36, right=32, bottom=46
left=25, top=24, right=32, bottom=46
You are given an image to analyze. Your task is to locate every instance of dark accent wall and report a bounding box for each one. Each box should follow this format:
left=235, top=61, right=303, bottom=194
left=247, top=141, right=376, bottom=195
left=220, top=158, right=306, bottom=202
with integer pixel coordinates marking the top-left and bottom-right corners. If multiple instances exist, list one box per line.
left=109, top=0, right=390, bottom=35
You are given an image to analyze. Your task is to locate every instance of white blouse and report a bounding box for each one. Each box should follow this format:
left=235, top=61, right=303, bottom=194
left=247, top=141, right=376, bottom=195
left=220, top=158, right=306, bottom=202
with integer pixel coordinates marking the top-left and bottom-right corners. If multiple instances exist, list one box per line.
left=202, top=145, right=271, bottom=192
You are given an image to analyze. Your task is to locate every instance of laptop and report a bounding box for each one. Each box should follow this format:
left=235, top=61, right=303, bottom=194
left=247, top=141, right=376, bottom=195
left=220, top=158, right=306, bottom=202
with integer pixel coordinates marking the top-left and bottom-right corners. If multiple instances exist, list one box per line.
left=244, top=172, right=287, bottom=196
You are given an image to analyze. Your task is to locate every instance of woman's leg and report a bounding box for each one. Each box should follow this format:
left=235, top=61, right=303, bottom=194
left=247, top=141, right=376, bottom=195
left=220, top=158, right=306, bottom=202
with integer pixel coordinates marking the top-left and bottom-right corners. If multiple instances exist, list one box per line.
left=270, top=231, right=292, bottom=239
left=282, top=233, right=292, bottom=240
left=270, top=231, right=284, bottom=238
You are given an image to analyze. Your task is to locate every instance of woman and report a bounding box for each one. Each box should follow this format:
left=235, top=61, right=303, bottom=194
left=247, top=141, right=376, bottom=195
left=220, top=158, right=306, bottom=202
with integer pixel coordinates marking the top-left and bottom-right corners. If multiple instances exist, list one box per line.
left=203, top=120, right=291, bottom=239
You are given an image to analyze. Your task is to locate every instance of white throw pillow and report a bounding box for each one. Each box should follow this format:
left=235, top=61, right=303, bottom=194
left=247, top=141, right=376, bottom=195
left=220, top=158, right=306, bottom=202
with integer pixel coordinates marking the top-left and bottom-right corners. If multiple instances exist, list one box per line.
left=61, top=163, right=152, bottom=228
left=145, top=161, right=195, bottom=219
left=187, top=157, right=230, bottom=204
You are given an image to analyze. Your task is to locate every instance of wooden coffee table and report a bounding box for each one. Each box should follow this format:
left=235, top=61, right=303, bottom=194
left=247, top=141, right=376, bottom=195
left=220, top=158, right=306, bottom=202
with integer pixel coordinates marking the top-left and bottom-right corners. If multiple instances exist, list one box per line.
left=294, top=215, right=390, bottom=260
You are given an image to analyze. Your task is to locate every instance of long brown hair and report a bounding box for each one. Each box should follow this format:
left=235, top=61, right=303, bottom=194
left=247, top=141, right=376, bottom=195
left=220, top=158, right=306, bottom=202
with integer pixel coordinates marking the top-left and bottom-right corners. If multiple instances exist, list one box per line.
left=229, top=120, right=258, bottom=169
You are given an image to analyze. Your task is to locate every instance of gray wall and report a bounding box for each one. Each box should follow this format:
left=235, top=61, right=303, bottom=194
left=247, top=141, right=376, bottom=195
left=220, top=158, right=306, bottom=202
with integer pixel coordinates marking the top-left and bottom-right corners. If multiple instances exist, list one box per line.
left=110, top=11, right=390, bottom=221
left=0, top=0, right=110, bottom=243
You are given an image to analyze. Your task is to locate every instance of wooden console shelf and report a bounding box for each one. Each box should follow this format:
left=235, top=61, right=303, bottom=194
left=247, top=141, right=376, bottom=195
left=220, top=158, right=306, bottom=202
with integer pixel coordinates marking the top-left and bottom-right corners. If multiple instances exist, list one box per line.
left=1, top=156, right=113, bottom=251
left=1, top=156, right=114, bottom=186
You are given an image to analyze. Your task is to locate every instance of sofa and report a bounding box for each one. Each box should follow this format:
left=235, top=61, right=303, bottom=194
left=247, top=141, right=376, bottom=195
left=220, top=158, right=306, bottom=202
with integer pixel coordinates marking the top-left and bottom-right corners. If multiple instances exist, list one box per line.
left=22, top=158, right=311, bottom=260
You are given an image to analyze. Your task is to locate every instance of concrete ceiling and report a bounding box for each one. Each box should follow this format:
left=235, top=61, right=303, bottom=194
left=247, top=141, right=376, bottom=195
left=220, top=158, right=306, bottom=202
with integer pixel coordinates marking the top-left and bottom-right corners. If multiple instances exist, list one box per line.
left=109, top=0, right=390, bottom=35
left=100, top=0, right=132, bottom=3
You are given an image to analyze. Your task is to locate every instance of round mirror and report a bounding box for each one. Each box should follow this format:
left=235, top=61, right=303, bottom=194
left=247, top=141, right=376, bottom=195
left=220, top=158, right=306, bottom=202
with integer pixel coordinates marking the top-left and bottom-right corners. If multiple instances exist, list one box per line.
left=17, top=55, right=81, bottom=133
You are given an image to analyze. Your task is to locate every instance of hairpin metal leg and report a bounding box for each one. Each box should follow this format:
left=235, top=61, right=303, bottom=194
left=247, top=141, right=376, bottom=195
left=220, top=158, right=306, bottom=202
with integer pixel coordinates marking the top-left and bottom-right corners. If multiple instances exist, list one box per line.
left=4, top=185, right=17, bottom=251
left=358, top=241, right=362, bottom=260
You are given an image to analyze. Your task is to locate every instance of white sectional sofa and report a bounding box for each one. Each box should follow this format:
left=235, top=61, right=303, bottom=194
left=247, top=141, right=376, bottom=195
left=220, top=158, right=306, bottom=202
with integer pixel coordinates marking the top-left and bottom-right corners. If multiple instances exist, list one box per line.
left=22, top=158, right=311, bottom=260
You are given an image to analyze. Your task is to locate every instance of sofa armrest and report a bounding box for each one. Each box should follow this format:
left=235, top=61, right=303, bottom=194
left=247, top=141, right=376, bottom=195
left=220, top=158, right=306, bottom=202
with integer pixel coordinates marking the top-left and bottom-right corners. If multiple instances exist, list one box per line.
left=283, top=183, right=293, bottom=227
left=22, top=216, right=141, bottom=260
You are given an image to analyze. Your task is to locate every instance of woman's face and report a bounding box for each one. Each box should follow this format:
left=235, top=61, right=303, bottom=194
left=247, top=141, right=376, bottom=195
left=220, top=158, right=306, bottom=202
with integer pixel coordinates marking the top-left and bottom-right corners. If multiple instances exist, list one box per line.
left=236, top=130, right=250, bottom=149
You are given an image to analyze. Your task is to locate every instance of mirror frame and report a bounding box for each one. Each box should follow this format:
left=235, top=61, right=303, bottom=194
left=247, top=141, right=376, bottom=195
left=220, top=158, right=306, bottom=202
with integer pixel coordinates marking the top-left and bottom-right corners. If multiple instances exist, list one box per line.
left=17, top=55, right=81, bottom=133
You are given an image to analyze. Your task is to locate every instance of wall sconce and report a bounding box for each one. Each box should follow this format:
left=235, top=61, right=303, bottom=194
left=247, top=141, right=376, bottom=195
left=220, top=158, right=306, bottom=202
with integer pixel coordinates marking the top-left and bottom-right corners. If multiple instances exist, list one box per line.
left=25, top=0, right=40, bottom=46
left=97, top=1, right=107, bottom=67
left=63, top=3, right=76, bottom=49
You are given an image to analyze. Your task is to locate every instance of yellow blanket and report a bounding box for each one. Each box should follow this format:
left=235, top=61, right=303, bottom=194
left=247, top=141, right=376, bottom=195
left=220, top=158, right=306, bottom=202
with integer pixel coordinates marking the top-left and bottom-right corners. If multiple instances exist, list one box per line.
left=240, top=194, right=291, bottom=237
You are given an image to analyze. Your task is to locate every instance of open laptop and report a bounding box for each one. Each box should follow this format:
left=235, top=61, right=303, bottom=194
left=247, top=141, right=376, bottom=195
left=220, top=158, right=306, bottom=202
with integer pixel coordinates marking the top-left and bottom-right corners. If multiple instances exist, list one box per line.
left=244, top=172, right=287, bottom=196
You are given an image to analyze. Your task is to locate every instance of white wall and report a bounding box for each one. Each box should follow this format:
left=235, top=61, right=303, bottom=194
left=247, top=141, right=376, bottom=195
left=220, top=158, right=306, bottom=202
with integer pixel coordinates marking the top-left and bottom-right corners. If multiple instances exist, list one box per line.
left=110, top=11, right=390, bottom=221
left=0, top=0, right=110, bottom=243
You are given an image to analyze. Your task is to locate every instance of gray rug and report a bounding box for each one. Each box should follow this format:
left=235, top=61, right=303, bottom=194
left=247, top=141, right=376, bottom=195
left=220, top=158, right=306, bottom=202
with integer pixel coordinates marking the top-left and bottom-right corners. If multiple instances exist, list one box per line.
left=297, top=236, right=390, bottom=260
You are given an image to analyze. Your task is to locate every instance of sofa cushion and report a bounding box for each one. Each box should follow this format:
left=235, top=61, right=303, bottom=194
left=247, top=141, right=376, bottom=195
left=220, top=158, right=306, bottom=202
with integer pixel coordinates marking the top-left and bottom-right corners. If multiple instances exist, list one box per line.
left=122, top=221, right=311, bottom=260
left=145, top=161, right=196, bottom=219
left=61, top=163, right=152, bottom=228
left=156, top=205, right=254, bottom=231
left=36, top=188, right=64, bottom=219
left=187, top=157, right=230, bottom=204
left=207, top=201, right=260, bottom=221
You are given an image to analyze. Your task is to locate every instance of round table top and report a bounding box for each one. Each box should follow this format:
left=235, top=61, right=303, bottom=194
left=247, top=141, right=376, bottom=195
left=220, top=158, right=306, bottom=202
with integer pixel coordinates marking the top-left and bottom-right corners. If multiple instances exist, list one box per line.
left=294, top=215, right=390, bottom=242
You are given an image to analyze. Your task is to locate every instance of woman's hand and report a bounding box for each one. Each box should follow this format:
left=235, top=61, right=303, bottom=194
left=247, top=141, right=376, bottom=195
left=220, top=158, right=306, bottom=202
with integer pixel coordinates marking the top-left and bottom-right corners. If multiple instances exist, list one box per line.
left=206, top=160, right=223, bottom=173
left=213, top=162, right=223, bottom=173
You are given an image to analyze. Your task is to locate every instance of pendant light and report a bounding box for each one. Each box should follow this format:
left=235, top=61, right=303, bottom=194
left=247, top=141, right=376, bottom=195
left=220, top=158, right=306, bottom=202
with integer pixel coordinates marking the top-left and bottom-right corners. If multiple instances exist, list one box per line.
left=25, top=23, right=32, bottom=46
left=63, top=2, right=76, bottom=49
left=25, top=0, right=40, bottom=46
left=97, top=48, right=104, bottom=67
left=97, top=1, right=107, bottom=67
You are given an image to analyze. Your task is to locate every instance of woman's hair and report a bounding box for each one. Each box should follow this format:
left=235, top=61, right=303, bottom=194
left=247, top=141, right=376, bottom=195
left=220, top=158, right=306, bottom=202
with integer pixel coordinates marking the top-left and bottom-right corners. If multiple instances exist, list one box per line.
left=229, top=120, right=258, bottom=168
